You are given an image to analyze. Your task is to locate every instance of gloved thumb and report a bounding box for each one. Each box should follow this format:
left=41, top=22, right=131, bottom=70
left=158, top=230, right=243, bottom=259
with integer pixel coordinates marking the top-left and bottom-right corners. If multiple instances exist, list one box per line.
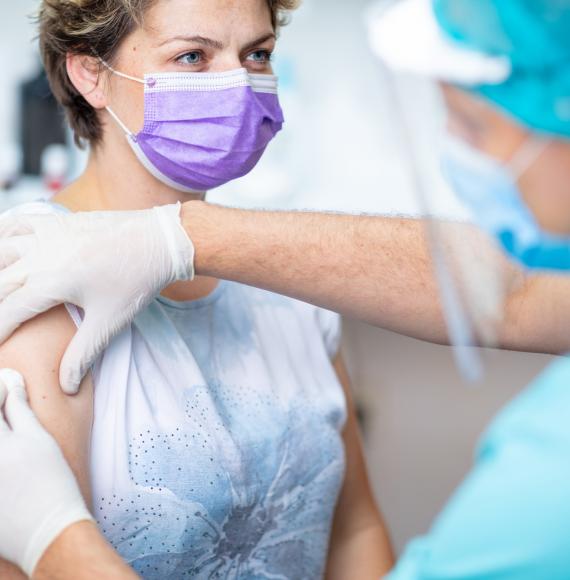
left=0, top=369, right=40, bottom=432
left=0, top=381, right=8, bottom=433
left=0, top=381, right=6, bottom=407
left=59, top=314, right=110, bottom=395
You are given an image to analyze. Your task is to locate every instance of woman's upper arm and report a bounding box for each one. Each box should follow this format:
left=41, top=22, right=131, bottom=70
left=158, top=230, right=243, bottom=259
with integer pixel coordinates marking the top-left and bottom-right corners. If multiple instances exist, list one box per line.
left=332, top=353, right=384, bottom=533
left=0, top=306, right=93, bottom=501
left=327, top=353, right=394, bottom=578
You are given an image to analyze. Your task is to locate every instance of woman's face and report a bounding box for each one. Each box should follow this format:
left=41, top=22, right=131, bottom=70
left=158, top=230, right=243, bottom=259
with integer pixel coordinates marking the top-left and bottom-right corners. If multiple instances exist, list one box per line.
left=101, top=0, right=276, bottom=138
left=442, top=85, right=570, bottom=236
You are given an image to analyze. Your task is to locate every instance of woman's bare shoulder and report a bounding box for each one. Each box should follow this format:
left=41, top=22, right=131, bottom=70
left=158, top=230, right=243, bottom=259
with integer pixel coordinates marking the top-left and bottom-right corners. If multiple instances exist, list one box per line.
left=0, top=306, right=94, bottom=577
left=0, top=305, right=94, bottom=494
left=0, top=305, right=75, bottom=372
left=0, top=305, right=92, bottom=421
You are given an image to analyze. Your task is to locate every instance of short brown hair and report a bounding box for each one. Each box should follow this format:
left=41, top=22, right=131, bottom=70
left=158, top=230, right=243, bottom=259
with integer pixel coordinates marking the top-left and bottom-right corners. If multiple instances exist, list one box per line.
left=39, top=0, right=299, bottom=147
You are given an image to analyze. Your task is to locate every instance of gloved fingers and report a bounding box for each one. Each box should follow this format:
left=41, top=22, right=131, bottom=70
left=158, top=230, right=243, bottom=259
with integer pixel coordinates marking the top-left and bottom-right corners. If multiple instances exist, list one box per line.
left=60, top=314, right=108, bottom=395
left=0, top=215, right=35, bottom=237
left=0, top=369, right=39, bottom=432
left=0, top=236, right=34, bottom=269
left=0, top=263, right=27, bottom=299
left=0, top=286, right=53, bottom=345
left=0, top=212, right=57, bottom=237
left=0, top=381, right=8, bottom=432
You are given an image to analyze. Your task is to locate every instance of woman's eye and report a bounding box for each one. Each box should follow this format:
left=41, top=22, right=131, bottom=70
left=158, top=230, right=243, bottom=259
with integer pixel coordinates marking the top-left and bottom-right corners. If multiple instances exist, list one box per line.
left=246, top=50, right=272, bottom=64
left=177, top=51, right=203, bottom=66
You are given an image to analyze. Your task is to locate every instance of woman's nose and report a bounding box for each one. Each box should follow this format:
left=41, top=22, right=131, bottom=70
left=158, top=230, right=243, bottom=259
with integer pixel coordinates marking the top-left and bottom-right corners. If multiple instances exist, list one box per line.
left=207, top=53, right=244, bottom=73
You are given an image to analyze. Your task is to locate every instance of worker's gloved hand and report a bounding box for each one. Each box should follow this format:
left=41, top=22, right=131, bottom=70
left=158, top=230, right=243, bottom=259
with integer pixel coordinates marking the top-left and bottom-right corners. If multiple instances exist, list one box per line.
left=0, top=203, right=194, bottom=394
left=0, top=369, right=94, bottom=577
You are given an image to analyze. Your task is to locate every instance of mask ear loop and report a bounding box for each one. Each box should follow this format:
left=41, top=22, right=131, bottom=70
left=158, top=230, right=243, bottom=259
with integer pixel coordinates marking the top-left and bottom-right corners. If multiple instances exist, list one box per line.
left=508, top=138, right=551, bottom=181
left=99, top=58, right=147, bottom=85
left=105, top=106, right=135, bottom=139
left=98, top=58, right=147, bottom=140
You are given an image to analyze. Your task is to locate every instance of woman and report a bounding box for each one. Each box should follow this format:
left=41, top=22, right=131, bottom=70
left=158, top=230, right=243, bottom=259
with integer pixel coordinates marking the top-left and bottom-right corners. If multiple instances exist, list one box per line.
left=0, top=0, right=393, bottom=578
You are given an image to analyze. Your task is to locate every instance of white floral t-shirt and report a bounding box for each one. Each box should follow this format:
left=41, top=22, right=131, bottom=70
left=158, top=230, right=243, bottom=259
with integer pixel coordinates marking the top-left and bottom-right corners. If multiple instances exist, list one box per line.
left=11, top=202, right=348, bottom=580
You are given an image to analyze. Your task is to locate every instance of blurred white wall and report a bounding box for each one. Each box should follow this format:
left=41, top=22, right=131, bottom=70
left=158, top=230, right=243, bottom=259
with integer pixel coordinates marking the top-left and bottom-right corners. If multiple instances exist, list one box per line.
left=0, top=0, right=40, bottom=150
left=0, top=0, right=557, bottom=558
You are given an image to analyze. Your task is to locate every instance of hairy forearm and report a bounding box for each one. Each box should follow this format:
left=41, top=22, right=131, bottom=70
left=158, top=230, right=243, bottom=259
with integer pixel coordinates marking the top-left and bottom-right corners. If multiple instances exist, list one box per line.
left=34, top=522, right=138, bottom=580
left=501, top=274, right=570, bottom=354
left=183, top=201, right=449, bottom=344
left=183, top=201, right=570, bottom=355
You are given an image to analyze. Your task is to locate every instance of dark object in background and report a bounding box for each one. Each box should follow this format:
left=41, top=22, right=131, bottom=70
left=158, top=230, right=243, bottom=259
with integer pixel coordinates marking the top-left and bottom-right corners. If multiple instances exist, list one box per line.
left=20, top=68, right=67, bottom=176
left=356, top=399, right=369, bottom=436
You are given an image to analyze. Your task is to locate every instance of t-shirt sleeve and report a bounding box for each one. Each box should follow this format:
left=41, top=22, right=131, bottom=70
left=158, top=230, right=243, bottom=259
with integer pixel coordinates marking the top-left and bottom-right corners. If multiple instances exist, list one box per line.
left=4, top=202, right=84, bottom=326
left=388, top=358, right=570, bottom=580
left=2, top=200, right=63, bottom=218
left=315, top=308, right=342, bottom=360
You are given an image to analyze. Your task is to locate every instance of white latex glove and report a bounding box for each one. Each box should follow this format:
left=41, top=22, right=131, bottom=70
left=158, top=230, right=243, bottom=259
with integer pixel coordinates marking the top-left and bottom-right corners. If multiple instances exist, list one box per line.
left=0, top=369, right=94, bottom=577
left=0, top=203, right=194, bottom=394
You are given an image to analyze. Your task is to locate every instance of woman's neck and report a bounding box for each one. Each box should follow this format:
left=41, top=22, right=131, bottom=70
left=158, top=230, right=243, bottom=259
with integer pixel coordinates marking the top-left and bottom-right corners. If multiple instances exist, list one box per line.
left=54, top=143, right=218, bottom=303
left=55, top=137, right=207, bottom=211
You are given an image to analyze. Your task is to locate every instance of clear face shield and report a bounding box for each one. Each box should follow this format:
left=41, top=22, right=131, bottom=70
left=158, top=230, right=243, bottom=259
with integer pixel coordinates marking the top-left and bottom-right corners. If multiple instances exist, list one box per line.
left=367, top=0, right=570, bottom=382
left=375, top=64, right=528, bottom=382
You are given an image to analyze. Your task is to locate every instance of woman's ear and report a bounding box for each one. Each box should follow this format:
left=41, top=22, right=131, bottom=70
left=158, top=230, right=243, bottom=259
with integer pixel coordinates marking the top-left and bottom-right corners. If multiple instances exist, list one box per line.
left=66, top=54, right=108, bottom=110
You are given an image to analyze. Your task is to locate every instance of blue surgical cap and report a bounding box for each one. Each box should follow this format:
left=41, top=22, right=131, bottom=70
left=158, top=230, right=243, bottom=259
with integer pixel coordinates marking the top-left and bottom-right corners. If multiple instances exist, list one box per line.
left=433, top=0, right=570, bottom=139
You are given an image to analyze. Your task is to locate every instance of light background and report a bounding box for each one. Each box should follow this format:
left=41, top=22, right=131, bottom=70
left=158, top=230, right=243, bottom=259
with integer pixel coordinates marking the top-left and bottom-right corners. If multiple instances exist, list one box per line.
left=0, top=0, right=554, bottom=555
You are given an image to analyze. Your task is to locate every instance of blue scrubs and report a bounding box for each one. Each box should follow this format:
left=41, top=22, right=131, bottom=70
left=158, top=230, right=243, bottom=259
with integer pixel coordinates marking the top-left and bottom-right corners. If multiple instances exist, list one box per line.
left=389, top=356, right=570, bottom=579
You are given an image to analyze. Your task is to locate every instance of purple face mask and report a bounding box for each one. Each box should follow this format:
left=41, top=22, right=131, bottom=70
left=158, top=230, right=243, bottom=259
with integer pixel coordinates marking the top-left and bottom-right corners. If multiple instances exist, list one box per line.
left=103, top=63, right=284, bottom=193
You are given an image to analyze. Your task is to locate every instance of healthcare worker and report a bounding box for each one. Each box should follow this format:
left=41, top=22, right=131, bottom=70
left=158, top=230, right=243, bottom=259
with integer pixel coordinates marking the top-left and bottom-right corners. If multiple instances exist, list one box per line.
left=2, top=0, right=570, bottom=577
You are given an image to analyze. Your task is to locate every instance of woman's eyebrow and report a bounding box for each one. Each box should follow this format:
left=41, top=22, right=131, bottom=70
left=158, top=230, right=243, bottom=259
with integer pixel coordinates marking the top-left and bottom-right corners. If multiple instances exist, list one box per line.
left=241, top=32, right=276, bottom=52
left=157, top=32, right=276, bottom=51
left=158, top=35, right=225, bottom=49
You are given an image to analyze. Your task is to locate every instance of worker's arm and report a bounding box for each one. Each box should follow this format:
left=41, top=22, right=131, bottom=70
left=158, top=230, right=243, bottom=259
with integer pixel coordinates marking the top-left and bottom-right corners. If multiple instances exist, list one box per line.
left=186, top=203, right=447, bottom=344
left=184, top=202, right=566, bottom=354
left=0, top=201, right=566, bottom=394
